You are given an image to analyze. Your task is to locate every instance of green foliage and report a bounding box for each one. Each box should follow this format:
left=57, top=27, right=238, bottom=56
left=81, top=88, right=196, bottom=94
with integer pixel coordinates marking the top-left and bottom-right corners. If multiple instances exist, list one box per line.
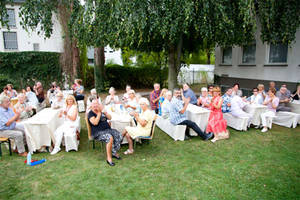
left=182, top=49, right=215, bottom=65
left=0, top=74, right=15, bottom=90
left=78, top=44, right=89, bottom=85
left=256, top=0, right=300, bottom=45
left=0, top=52, right=62, bottom=89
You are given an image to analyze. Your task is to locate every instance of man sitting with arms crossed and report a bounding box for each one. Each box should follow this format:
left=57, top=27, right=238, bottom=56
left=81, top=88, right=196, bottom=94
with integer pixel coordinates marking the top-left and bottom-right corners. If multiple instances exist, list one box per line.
left=0, top=95, right=28, bottom=156
left=161, top=90, right=172, bottom=119
left=169, top=88, right=214, bottom=140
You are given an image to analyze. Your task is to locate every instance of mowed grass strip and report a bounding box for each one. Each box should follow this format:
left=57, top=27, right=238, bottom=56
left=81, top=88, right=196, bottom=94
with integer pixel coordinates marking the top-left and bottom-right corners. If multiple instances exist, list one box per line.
left=0, top=113, right=299, bottom=200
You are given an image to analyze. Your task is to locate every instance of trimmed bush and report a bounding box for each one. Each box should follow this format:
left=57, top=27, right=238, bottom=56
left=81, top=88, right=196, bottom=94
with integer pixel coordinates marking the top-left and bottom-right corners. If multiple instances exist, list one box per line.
left=0, top=51, right=62, bottom=90
left=0, top=74, right=15, bottom=90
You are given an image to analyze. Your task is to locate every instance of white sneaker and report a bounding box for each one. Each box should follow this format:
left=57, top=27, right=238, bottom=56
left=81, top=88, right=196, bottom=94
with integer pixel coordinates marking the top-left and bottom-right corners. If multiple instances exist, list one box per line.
left=50, top=147, right=61, bottom=155
left=261, top=127, right=268, bottom=133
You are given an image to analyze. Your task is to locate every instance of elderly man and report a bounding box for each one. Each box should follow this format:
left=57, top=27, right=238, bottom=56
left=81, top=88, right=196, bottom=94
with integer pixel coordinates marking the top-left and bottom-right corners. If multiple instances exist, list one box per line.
left=149, top=83, right=161, bottom=114
left=34, top=81, right=45, bottom=103
left=169, top=88, right=213, bottom=140
left=88, top=100, right=122, bottom=166
left=281, top=84, right=291, bottom=97
left=222, top=88, right=233, bottom=113
left=268, top=81, right=277, bottom=92
left=276, top=87, right=291, bottom=112
left=182, top=83, right=197, bottom=105
left=14, top=93, right=34, bottom=120
left=0, top=95, right=28, bottom=156
left=161, top=90, right=172, bottom=119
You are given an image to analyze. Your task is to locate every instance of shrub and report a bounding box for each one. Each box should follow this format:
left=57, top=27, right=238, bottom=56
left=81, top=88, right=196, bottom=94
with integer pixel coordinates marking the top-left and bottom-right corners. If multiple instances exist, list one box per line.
left=0, top=51, right=62, bottom=90
left=0, top=74, right=15, bottom=90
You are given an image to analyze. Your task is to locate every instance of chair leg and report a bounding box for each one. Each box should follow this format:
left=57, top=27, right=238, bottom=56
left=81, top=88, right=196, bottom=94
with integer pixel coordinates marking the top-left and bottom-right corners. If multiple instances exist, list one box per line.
left=0, top=143, right=2, bottom=157
left=8, top=140, right=12, bottom=156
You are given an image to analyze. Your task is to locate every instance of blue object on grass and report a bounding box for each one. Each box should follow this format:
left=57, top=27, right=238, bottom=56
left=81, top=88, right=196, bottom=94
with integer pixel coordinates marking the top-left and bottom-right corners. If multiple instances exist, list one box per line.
left=30, top=159, right=46, bottom=166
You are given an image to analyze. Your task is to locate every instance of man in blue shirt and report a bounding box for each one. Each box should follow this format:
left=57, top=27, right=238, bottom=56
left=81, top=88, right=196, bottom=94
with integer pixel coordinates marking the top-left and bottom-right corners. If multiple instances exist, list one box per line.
left=0, top=95, right=27, bottom=156
left=169, top=88, right=213, bottom=140
left=182, top=83, right=197, bottom=105
left=222, top=88, right=233, bottom=113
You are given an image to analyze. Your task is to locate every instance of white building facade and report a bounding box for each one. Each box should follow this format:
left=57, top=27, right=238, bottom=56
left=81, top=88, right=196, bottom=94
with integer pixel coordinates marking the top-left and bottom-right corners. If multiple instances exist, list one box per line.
left=214, top=24, right=300, bottom=91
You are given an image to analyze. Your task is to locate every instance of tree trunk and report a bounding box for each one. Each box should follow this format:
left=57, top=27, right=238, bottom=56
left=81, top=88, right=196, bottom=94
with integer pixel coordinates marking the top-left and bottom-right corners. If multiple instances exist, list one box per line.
left=168, top=44, right=177, bottom=90
left=94, top=47, right=106, bottom=92
left=72, top=39, right=79, bottom=79
left=206, top=50, right=211, bottom=64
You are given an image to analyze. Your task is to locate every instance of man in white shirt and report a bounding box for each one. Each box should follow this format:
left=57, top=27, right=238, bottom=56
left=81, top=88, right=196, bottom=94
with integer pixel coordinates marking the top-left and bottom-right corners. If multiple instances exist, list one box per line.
left=247, top=88, right=263, bottom=104
left=231, top=95, right=252, bottom=126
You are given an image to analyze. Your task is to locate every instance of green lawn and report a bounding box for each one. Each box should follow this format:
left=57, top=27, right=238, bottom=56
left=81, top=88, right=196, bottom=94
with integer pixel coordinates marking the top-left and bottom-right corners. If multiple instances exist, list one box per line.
left=0, top=113, right=299, bottom=200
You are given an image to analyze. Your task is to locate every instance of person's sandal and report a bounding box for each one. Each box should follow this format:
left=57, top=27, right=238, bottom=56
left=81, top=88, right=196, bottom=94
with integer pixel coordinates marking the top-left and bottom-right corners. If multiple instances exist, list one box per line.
left=123, top=149, right=134, bottom=155
left=112, top=154, right=122, bottom=160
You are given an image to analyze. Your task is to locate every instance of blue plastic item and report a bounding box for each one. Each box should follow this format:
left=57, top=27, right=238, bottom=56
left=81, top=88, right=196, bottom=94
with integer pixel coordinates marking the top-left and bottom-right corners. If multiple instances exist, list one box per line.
left=30, top=159, right=46, bottom=166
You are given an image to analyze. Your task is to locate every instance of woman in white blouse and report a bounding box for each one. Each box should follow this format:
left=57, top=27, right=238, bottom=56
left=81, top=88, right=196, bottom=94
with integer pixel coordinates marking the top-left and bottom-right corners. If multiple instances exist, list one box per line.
left=105, top=87, right=119, bottom=105
left=125, top=89, right=138, bottom=112
left=51, top=95, right=79, bottom=155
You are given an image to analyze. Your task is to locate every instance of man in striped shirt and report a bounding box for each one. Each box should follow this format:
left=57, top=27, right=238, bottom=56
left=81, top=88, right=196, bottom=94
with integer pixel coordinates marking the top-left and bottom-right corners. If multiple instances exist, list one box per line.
left=149, top=83, right=161, bottom=114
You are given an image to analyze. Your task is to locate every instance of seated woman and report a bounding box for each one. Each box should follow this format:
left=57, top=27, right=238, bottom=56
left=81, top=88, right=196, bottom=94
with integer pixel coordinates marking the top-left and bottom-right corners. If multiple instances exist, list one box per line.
left=47, top=81, right=59, bottom=104
left=291, top=85, right=300, bottom=101
left=73, top=79, right=85, bottom=101
left=122, top=85, right=131, bottom=102
left=247, top=87, right=263, bottom=104
left=88, top=100, right=122, bottom=166
left=206, top=86, right=229, bottom=143
left=7, top=84, right=18, bottom=98
left=232, top=83, right=243, bottom=97
left=51, top=92, right=64, bottom=109
left=25, top=86, right=39, bottom=109
left=122, top=98, right=154, bottom=155
left=1, top=86, right=9, bottom=98
left=51, top=95, right=79, bottom=155
left=105, top=87, right=119, bottom=105
left=86, top=89, right=101, bottom=114
left=197, top=87, right=211, bottom=108
left=260, top=88, right=279, bottom=133
left=14, top=93, right=34, bottom=120
left=158, top=88, right=168, bottom=116
left=257, top=84, right=266, bottom=100
left=125, top=89, right=138, bottom=112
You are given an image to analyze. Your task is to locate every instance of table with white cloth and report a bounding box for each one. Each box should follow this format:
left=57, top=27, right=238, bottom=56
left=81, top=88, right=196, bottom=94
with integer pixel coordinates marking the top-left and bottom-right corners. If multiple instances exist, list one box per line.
left=105, top=104, right=136, bottom=144
left=21, top=108, right=63, bottom=153
left=62, top=90, right=74, bottom=99
left=288, top=100, right=300, bottom=114
left=244, top=104, right=268, bottom=126
left=186, top=104, right=210, bottom=136
left=273, top=111, right=300, bottom=128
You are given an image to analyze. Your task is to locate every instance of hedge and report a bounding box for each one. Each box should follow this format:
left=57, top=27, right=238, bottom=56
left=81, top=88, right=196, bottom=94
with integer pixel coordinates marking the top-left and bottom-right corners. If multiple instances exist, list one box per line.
left=0, top=51, right=62, bottom=90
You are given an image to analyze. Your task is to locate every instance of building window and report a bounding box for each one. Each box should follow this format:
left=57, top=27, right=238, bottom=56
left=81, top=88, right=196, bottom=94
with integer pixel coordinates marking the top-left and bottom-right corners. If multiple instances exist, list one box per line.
left=222, top=47, right=232, bottom=64
left=269, top=43, right=288, bottom=63
left=242, top=43, right=256, bottom=64
left=3, top=32, right=18, bottom=50
left=33, top=43, right=40, bottom=51
left=5, top=9, right=16, bottom=28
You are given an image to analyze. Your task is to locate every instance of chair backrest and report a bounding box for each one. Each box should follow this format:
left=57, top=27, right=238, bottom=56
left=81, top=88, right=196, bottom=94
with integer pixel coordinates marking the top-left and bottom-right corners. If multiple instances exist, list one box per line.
left=85, top=117, right=93, bottom=140
left=149, top=114, right=158, bottom=139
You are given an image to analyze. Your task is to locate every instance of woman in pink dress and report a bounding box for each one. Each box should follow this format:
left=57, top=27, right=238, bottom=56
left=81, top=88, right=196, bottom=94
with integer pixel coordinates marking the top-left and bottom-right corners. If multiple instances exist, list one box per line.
left=206, top=86, right=229, bottom=143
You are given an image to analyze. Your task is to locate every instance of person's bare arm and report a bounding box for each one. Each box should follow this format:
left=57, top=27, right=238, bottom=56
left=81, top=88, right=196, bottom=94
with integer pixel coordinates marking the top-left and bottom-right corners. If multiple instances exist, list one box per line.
left=134, top=112, right=147, bottom=127
left=66, top=107, right=78, bottom=121
left=89, top=112, right=101, bottom=126
left=179, top=98, right=190, bottom=114
left=5, top=112, right=20, bottom=126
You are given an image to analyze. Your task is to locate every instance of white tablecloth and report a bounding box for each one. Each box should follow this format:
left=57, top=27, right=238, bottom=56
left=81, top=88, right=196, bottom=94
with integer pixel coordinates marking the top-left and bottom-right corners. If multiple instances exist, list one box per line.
left=106, top=104, right=135, bottom=144
left=156, top=116, right=186, bottom=141
left=288, top=101, right=300, bottom=114
left=21, top=108, right=63, bottom=153
left=62, top=90, right=74, bottom=99
left=223, top=113, right=249, bottom=131
left=186, top=104, right=210, bottom=136
left=244, top=104, right=268, bottom=126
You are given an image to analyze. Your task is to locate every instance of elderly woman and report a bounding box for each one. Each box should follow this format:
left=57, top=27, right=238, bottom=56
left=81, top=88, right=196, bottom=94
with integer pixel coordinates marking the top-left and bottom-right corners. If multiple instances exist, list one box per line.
left=232, top=83, right=242, bottom=97
left=87, top=89, right=101, bottom=113
left=88, top=100, right=123, bottom=166
left=51, top=92, right=64, bottom=109
left=51, top=95, right=79, bottom=155
left=260, top=88, right=279, bottom=133
left=197, top=87, right=211, bottom=108
left=14, top=93, right=34, bottom=120
left=73, top=79, right=85, bottom=101
left=1, top=86, right=9, bottom=98
left=47, top=81, right=59, bottom=104
left=105, top=87, right=119, bottom=105
left=7, top=84, right=18, bottom=98
left=206, top=87, right=229, bottom=143
left=122, top=85, right=132, bottom=102
left=25, top=86, right=39, bottom=108
left=125, top=89, right=138, bottom=112
left=257, top=84, right=266, bottom=100
left=158, top=88, right=168, bottom=116
left=291, top=85, right=300, bottom=101
left=122, top=98, right=155, bottom=155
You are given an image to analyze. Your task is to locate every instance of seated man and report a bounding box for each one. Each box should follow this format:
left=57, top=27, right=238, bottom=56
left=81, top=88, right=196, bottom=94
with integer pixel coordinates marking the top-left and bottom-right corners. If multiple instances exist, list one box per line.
left=281, top=84, right=291, bottom=97
left=0, top=95, right=28, bottom=156
left=88, top=100, right=122, bottom=166
left=169, top=88, right=213, bottom=140
left=276, top=87, right=291, bottom=112
left=230, top=95, right=252, bottom=126
left=222, top=88, right=233, bottom=113
left=14, top=93, right=34, bottom=120
left=247, top=87, right=263, bottom=104
left=161, top=90, right=172, bottom=119
left=182, top=83, right=197, bottom=105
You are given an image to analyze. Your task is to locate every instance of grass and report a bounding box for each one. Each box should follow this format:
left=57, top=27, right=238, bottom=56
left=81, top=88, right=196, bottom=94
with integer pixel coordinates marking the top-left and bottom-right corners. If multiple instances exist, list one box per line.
left=0, top=113, right=299, bottom=200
